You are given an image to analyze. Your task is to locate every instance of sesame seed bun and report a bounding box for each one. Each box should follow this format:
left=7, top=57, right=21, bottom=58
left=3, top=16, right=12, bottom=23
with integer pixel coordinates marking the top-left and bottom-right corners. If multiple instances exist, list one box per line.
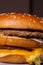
left=0, top=13, right=43, bottom=30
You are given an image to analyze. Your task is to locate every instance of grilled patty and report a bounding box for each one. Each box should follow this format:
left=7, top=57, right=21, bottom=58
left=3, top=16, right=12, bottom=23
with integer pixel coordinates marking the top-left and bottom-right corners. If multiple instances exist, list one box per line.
left=0, top=30, right=43, bottom=39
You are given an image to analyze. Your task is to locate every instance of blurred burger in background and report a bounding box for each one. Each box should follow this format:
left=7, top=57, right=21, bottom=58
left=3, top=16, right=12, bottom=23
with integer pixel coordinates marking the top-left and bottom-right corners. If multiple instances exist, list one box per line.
left=0, top=13, right=43, bottom=65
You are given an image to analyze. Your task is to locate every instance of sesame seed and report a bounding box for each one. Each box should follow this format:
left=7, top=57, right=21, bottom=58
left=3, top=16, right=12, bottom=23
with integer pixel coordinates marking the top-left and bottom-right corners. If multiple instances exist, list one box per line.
left=24, top=13, right=26, bottom=15
left=34, top=15, right=36, bottom=16
left=29, top=19, right=32, bottom=21
left=33, top=20, right=36, bottom=23
left=11, top=12, right=15, bottom=14
left=37, top=17, right=39, bottom=19
left=13, top=15, right=16, bottom=19
left=41, top=18, right=43, bottom=20
left=27, top=14, right=31, bottom=16
left=0, top=13, right=6, bottom=15
left=40, top=21, right=43, bottom=23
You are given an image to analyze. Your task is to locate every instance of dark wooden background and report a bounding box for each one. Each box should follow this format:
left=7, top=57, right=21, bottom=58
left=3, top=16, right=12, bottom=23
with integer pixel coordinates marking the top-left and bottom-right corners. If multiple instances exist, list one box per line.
left=0, top=0, right=43, bottom=17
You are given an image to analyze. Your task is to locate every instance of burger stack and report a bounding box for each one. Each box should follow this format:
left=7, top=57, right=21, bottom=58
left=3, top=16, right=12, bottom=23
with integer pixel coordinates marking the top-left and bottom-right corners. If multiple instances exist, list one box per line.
left=0, top=13, right=43, bottom=65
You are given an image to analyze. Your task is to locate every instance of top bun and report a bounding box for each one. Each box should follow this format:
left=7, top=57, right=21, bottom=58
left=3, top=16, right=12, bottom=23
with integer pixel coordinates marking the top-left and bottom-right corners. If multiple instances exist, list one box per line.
left=0, top=12, right=43, bottom=30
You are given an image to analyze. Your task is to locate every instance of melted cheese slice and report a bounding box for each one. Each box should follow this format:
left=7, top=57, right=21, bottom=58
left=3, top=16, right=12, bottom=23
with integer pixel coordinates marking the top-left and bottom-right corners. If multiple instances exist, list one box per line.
left=0, top=48, right=43, bottom=64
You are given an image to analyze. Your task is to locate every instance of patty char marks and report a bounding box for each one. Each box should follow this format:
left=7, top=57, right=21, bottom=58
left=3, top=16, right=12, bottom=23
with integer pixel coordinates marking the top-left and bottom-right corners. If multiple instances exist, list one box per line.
left=0, top=29, right=43, bottom=39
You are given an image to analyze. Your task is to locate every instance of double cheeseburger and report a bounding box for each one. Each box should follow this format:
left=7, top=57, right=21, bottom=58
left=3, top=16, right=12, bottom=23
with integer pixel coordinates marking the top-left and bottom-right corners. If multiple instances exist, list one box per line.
left=0, top=13, right=43, bottom=65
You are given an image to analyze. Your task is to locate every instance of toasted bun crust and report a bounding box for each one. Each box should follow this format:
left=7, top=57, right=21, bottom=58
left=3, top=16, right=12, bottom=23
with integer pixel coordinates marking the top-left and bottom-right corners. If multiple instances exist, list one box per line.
left=0, top=35, right=43, bottom=49
left=0, top=55, right=26, bottom=63
left=0, top=54, right=43, bottom=63
left=0, top=13, right=43, bottom=30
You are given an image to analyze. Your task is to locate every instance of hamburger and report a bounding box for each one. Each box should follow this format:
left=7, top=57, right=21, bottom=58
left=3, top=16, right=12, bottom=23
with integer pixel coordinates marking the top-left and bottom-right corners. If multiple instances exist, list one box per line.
left=0, top=13, right=43, bottom=65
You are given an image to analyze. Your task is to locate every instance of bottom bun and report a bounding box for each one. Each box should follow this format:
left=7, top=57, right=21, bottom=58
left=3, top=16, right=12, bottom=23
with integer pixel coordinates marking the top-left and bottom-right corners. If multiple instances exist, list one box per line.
left=0, top=54, right=43, bottom=64
left=0, top=55, right=26, bottom=63
left=0, top=49, right=42, bottom=64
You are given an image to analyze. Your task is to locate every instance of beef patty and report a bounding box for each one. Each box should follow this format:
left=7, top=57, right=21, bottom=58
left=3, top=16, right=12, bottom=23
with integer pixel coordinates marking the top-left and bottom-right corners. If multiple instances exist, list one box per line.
left=0, top=30, right=43, bottom=39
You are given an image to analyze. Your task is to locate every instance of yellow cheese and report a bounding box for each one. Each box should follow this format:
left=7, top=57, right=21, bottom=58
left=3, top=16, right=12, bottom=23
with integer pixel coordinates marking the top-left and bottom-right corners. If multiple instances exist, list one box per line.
left=0, top=48, right=42, bottom=64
